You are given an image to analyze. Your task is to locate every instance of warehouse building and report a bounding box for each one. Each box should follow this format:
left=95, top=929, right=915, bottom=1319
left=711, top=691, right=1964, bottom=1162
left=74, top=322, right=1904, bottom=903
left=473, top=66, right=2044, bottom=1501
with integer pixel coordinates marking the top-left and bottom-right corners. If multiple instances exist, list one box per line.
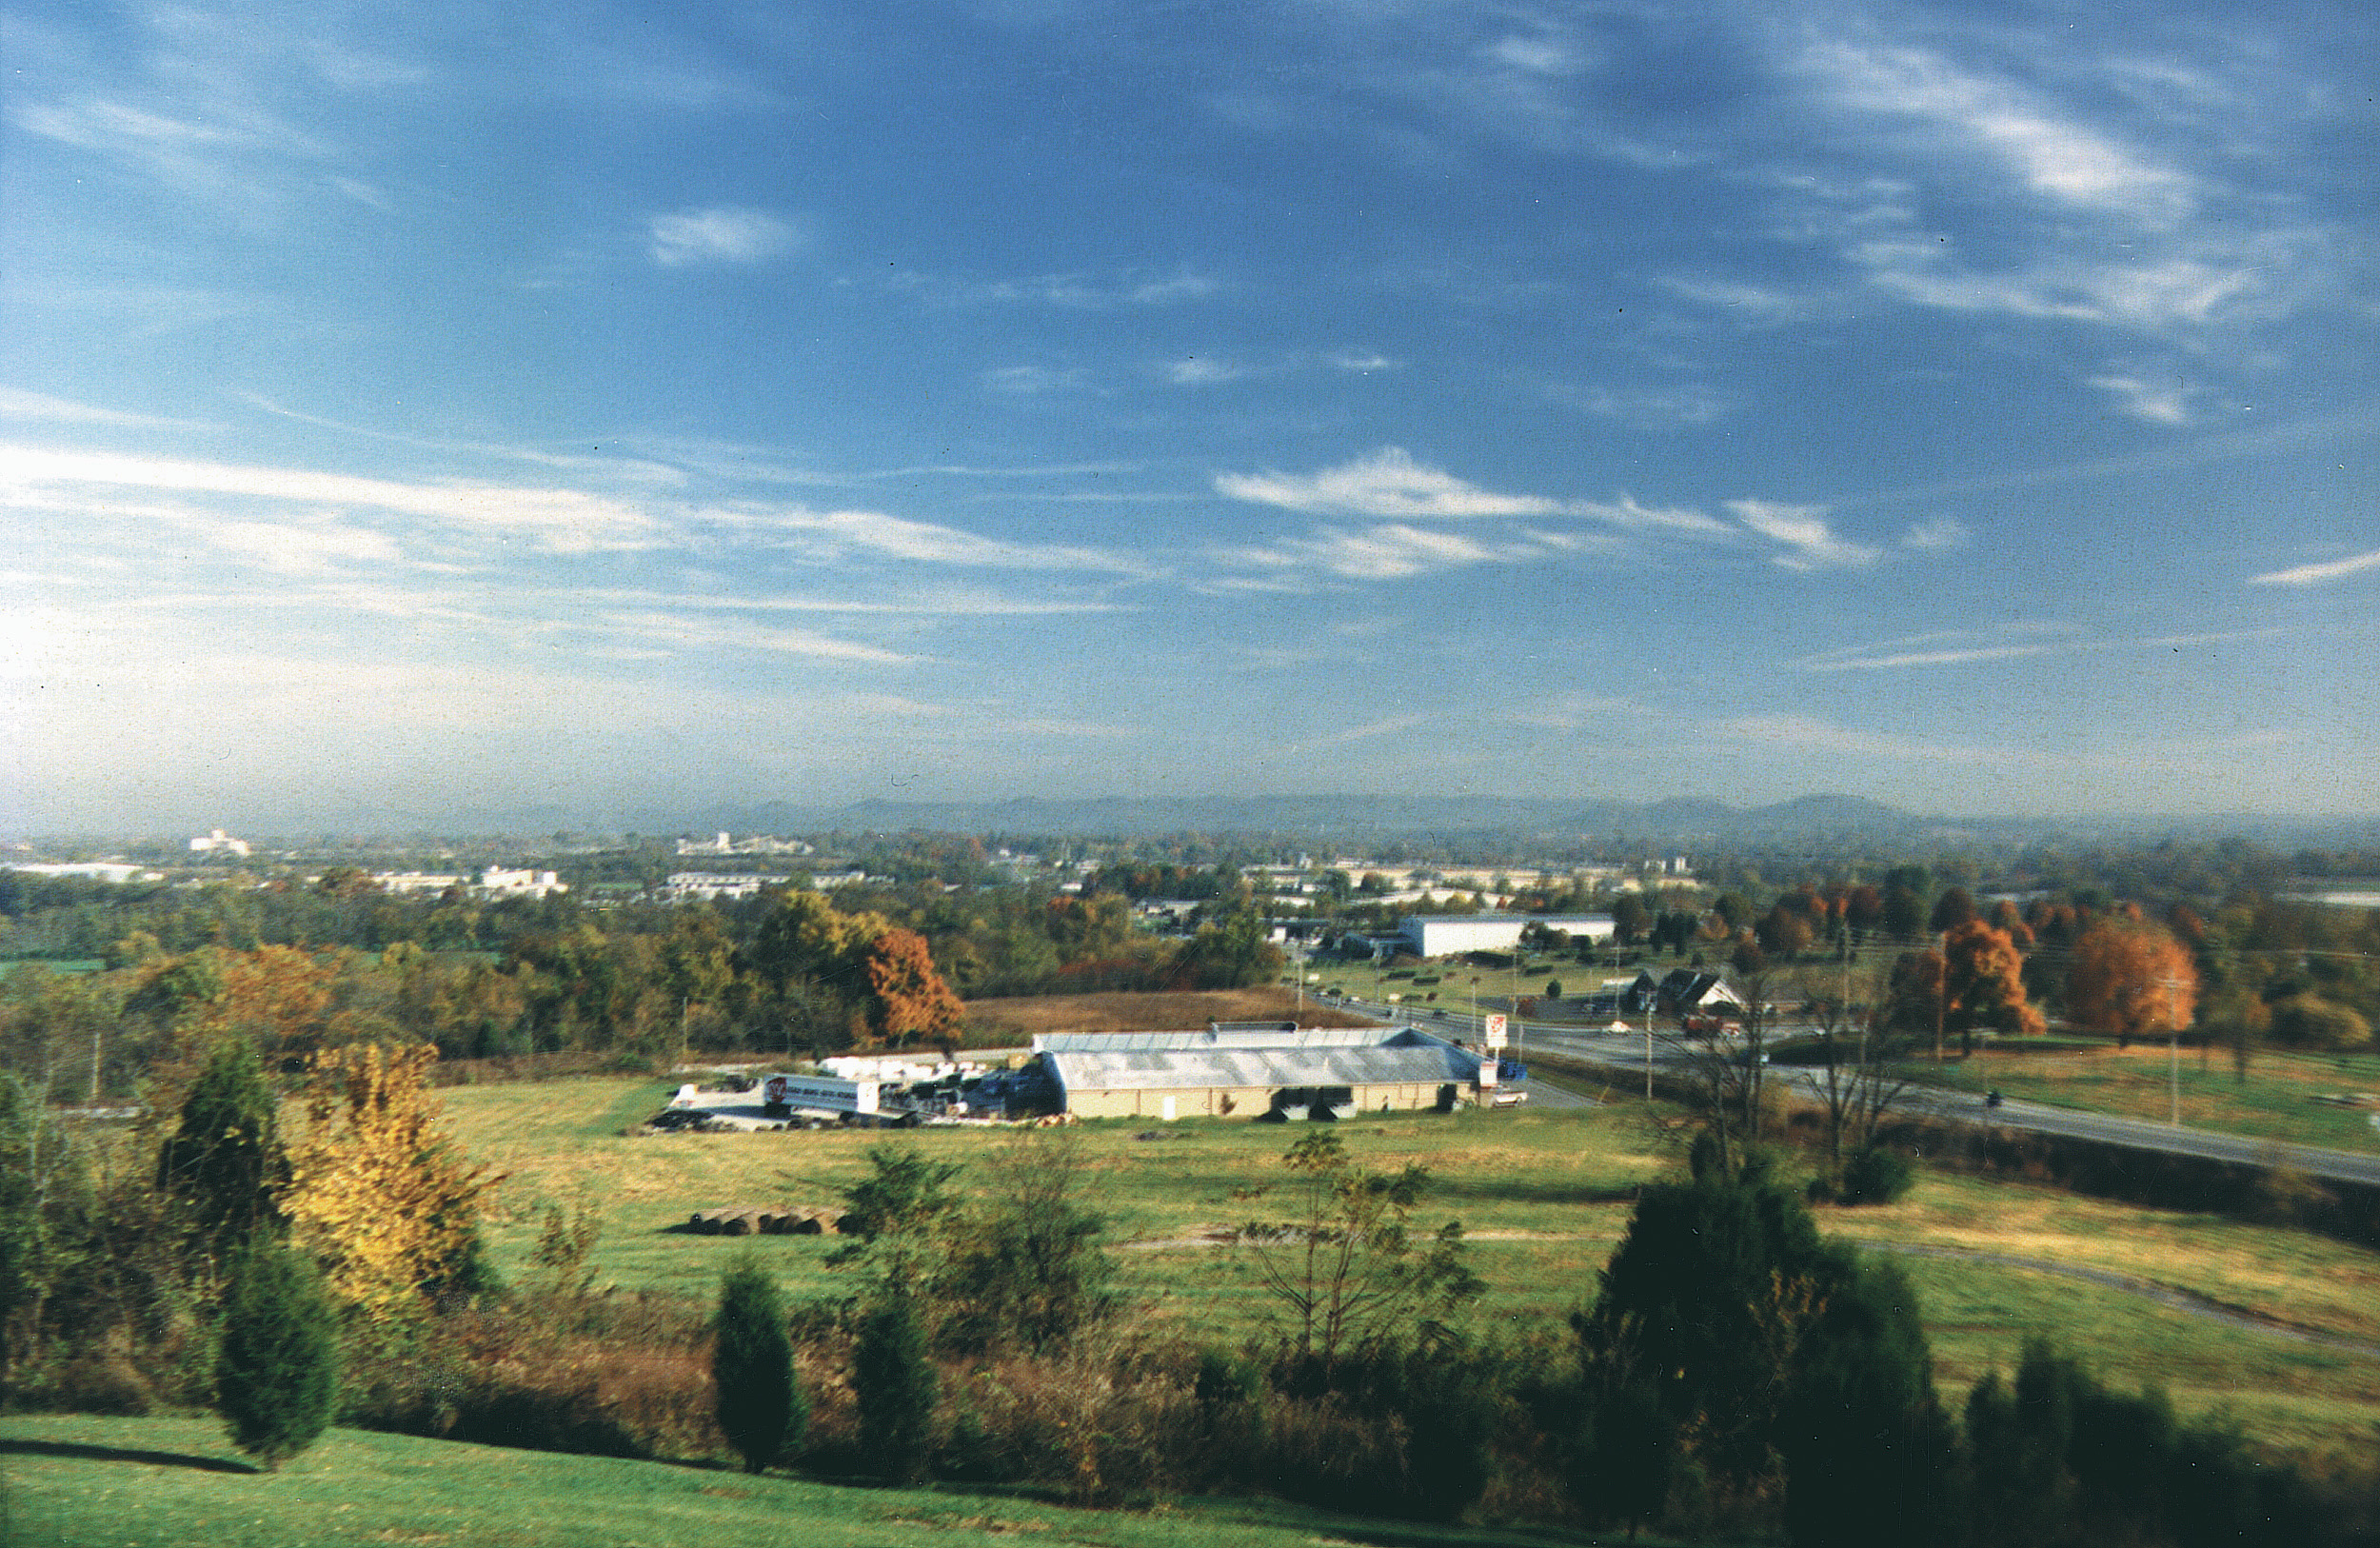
left=1396, top=912, right=1615, bottom=959
left=1029, top=1022, right=1494, bottom=1121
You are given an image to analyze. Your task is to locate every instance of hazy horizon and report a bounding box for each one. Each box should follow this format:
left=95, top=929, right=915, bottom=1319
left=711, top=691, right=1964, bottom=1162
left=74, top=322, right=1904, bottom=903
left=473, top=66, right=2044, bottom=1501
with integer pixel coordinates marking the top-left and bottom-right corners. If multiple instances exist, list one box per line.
left=6, top=1, right=2374, bottom=834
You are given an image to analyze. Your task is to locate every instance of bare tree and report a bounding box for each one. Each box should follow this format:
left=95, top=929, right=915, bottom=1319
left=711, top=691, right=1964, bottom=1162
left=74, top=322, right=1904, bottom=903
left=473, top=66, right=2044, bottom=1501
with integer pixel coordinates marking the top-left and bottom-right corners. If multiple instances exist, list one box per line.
left=1798, top=961, right=1919, bottom=1186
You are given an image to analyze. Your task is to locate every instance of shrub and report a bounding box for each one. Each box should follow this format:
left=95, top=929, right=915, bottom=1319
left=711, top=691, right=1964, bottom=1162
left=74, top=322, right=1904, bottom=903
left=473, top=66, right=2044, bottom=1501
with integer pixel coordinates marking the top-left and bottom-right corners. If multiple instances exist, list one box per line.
left=713, top=1257, right=803, bottom=1474
left=1837, top=1145, right=1915, bottom=1205
left=215, top=1238, right=340, bottom=1469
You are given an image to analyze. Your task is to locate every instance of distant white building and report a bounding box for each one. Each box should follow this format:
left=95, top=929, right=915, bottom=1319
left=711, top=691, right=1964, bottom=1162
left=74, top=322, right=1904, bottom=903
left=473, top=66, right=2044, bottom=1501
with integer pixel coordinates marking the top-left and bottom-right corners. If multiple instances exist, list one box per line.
left=664, top=872, right=792, bottom=901
left=7, top=862, right=161, bottom=884
left=188, top=828, right=251, bottom=858
left=479, top=867, right=566, bottom=898
left=1396, top=913, right=1616, bottom=958
left=370, top=871, right=466, bottom=895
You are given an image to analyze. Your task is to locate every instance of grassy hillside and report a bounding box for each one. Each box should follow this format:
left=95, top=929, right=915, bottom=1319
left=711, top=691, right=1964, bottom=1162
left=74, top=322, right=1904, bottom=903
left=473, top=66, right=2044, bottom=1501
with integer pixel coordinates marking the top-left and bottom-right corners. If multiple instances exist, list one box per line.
left=0, top=1414, right=1634, bottom=1548
left=434, top=1076, right=2380, bottom=1464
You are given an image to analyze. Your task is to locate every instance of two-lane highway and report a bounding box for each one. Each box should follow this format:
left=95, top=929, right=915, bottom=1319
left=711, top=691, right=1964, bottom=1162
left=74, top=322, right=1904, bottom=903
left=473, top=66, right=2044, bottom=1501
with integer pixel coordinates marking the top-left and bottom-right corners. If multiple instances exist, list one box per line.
left=1322, top=994, right=2380, bottom=1188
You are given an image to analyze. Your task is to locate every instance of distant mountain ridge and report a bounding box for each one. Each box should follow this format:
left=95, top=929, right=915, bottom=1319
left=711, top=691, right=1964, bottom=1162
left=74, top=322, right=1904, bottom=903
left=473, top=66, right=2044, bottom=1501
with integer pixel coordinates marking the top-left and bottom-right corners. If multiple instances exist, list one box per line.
left=686, top=791, right=1947, bottom=844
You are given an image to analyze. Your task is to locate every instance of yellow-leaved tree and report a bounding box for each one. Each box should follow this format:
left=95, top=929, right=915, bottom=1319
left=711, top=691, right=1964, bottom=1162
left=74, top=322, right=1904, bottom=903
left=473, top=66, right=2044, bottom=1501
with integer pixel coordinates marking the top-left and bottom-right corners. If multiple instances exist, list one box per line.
left=282, top=1042, right=498, bottom=1318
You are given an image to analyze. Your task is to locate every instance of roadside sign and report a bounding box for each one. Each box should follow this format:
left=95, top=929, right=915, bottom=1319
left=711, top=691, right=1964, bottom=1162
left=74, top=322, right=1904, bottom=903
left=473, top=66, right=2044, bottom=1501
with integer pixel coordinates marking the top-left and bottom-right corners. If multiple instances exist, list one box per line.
left=1483, top=1013, right=1508, bottom=1050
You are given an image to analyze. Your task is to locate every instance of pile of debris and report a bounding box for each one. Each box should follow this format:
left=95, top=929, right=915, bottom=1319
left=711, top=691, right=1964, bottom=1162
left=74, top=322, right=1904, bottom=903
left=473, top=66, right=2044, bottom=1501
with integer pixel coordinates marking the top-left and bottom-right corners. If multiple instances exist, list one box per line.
left=684, top=1204, right=850, bottom=1236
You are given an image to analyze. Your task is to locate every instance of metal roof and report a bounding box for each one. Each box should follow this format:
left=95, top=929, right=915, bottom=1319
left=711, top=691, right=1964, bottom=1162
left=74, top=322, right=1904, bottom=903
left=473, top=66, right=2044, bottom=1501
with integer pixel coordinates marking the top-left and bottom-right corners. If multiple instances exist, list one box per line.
left=1032, top=1025, right=1440, bottom=1054
left=1043, top=1041, right=1479, bottom=1094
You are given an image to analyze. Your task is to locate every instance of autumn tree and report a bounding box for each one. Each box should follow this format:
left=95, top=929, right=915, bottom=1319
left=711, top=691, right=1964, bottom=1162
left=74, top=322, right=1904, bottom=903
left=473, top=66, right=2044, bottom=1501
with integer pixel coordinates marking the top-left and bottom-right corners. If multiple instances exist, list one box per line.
left=860, top=929, right=965, bottom=1049
left=1880, top=923, right=2042, bottom=1059
left=2066, top=924, right=2199, bottom=1044
left=282, top=1042, right=498, bottom=1318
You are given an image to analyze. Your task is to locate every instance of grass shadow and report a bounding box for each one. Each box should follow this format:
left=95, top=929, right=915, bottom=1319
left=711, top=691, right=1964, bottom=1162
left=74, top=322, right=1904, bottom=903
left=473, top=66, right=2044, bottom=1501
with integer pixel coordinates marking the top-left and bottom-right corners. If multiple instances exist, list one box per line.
left=0, top=1438, right=257, bottom=1474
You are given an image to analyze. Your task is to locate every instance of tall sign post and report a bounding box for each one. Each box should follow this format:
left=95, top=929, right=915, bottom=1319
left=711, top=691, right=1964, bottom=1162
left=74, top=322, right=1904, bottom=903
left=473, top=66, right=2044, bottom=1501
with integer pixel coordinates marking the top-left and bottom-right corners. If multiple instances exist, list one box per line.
left=1479, top=1013, right=1507, bottom=1089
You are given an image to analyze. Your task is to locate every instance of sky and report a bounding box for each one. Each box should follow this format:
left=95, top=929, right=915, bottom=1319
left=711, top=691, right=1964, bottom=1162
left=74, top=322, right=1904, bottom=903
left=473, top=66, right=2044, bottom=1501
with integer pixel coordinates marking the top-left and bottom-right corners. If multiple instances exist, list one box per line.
left=3, top=0, right=2376, bottom=834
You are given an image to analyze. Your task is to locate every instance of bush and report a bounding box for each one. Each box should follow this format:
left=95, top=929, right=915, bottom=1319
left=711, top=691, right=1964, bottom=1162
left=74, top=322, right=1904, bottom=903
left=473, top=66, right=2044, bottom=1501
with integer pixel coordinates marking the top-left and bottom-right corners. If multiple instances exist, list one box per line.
left=215, top=1238, right=340, bottom=1469
left=1837, top=1145, right=1915, bottom=1206
left=713, top=1257, right=803, bottom=1473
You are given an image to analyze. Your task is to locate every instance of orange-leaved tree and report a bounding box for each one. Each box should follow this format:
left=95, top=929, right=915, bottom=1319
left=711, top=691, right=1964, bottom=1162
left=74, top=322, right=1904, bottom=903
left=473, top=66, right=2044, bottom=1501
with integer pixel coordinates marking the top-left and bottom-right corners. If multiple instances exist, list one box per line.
left=2065, top=923, right=2199, bottom=1042
left=860, top=929, right=965, bottom=1049
left=282, top=1042, right=498, bottom=1318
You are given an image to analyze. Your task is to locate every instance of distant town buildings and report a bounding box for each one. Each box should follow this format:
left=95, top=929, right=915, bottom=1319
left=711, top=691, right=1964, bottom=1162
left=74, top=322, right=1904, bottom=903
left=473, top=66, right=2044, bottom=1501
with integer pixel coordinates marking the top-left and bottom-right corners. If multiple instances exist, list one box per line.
left=368, top=868, right=566, bottom=898
left=675, top=832, right=816, bottom=858
left=664, top=872, right=793, bottom=901
left=188, top=828, right=251, bottom=857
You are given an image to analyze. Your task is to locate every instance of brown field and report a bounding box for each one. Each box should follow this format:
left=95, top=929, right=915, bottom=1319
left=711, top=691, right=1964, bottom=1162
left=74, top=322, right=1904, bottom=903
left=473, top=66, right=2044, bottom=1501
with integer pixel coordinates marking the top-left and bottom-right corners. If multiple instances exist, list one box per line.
left=959, top=985, right=1378, bottom=1046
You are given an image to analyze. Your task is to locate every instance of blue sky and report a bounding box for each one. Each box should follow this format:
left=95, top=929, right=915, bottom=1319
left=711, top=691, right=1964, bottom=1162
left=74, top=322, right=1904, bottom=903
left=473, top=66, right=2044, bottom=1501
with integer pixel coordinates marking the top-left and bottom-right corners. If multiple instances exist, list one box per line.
left=3, top=0, right=2375, bottom=832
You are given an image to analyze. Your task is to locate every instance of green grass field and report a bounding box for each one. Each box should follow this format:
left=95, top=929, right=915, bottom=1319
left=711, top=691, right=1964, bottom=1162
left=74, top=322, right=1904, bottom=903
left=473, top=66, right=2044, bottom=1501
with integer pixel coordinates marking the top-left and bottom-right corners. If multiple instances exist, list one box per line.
left=1931, top=1042, right=2380, bottom=1153
left=435, top=1075, right=2380, bottom=1465
left=0, top=1414, right=1652, bottom=1548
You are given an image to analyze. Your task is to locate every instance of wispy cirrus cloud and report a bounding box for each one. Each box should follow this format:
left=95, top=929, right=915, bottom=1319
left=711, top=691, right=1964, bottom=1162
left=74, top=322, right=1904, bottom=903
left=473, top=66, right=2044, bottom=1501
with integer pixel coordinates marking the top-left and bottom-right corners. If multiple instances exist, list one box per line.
left=2250, top=549, right=2380, bottom=587
left=1798, top=624, right=2290, bottom=672
left=1726, top=500, right=1877, bottom=570
left=0, top=443, right=1152, bottom=576
left=2088, top=370, right=2201, bottom=426
left=1798, top=37, right=2199, bottom=226
left=648, top=207, right=801, bottom=266
left=1218, top=447, right=1568, bottom=520
left=895, top=265, right=1220, bottom=309
left=0, top=388, right=196, bottom=427
left=1, top=446, right=666, bottom=554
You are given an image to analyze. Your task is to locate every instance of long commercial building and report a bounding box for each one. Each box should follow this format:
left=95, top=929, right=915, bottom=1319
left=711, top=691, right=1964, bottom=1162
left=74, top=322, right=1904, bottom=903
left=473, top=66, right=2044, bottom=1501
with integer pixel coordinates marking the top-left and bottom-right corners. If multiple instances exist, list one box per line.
left=1030, top=1023, right=1495, bottom=1121
left=1396, top=912, right=1615, bottom=958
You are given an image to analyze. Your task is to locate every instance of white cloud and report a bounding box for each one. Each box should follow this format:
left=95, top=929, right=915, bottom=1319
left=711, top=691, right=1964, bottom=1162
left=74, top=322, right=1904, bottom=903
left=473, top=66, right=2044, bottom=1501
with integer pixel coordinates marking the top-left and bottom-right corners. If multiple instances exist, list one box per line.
left=1727, top=713, right=2047, bottom=765
left=1556, top=382, right=1732, bottom=427
left=1900, top=517, right=1970, bottom=551
left=647, top=207, right=800, bottom=267
left=1234, top=523, right=1515, bottom=582
left=1800, top=38, right=2197, bottom=226
left=981, top=365, right=1081, bottom=395
left=595, top=612, right=914, bottom=665
left=2089, top=373, right=2197, bottom=426
left=739, top=506, right=1145, bottom=575
left=1166, top=356, right=1247, bottom=386
left=0, top=445, right=664, bottom=553
left=1727, top=500, right=1877, bottom=570
left=2250, top=549, right=2380, bottom=587
left=1217, top=447, right=1567, bottom=520
left=898, top=266, right=1220, bottom=309
left=0, top=388, right=188, bottom=427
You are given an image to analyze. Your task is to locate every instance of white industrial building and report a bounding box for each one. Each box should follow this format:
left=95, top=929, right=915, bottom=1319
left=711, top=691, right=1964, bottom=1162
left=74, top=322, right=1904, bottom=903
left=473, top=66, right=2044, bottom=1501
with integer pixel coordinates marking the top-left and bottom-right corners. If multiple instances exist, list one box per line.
left=1396, top=913, right=1615, bottom=958
left=1030, top=1023, right=1496, bottom=1121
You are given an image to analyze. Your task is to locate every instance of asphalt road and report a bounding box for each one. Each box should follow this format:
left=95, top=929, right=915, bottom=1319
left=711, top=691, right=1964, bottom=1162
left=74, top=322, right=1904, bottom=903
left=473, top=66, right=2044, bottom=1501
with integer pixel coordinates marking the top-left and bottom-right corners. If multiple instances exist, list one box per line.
left=1329, top=995, right=2380, bottom=1189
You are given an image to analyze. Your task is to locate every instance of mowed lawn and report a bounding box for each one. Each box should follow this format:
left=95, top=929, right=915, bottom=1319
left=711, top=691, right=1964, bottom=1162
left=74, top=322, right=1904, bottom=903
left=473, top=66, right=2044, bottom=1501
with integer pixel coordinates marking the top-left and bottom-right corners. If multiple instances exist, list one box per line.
left=0, top=1414, right=1618, bottom=1548
left=435, top=1076, right=2380, bottom=1464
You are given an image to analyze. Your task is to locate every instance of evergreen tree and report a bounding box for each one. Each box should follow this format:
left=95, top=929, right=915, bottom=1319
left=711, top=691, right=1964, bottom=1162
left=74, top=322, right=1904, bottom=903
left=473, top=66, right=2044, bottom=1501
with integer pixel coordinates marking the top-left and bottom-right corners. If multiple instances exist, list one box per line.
left=712, top=1257, right=803, bottom=1474
left=1778, top=1253, right=1953, bottom=1548
left=156, top=1039, right=287, bottom=1275
left=854, top=1290, right=937, bottom=1483
left=215, top=1237, right=340, bottom=1470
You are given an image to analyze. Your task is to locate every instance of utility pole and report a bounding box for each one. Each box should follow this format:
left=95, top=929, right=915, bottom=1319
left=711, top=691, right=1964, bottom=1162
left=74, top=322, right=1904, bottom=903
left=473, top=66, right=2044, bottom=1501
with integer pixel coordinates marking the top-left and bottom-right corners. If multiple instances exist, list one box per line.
left=2165, top=976, right=2183, bottom=1127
